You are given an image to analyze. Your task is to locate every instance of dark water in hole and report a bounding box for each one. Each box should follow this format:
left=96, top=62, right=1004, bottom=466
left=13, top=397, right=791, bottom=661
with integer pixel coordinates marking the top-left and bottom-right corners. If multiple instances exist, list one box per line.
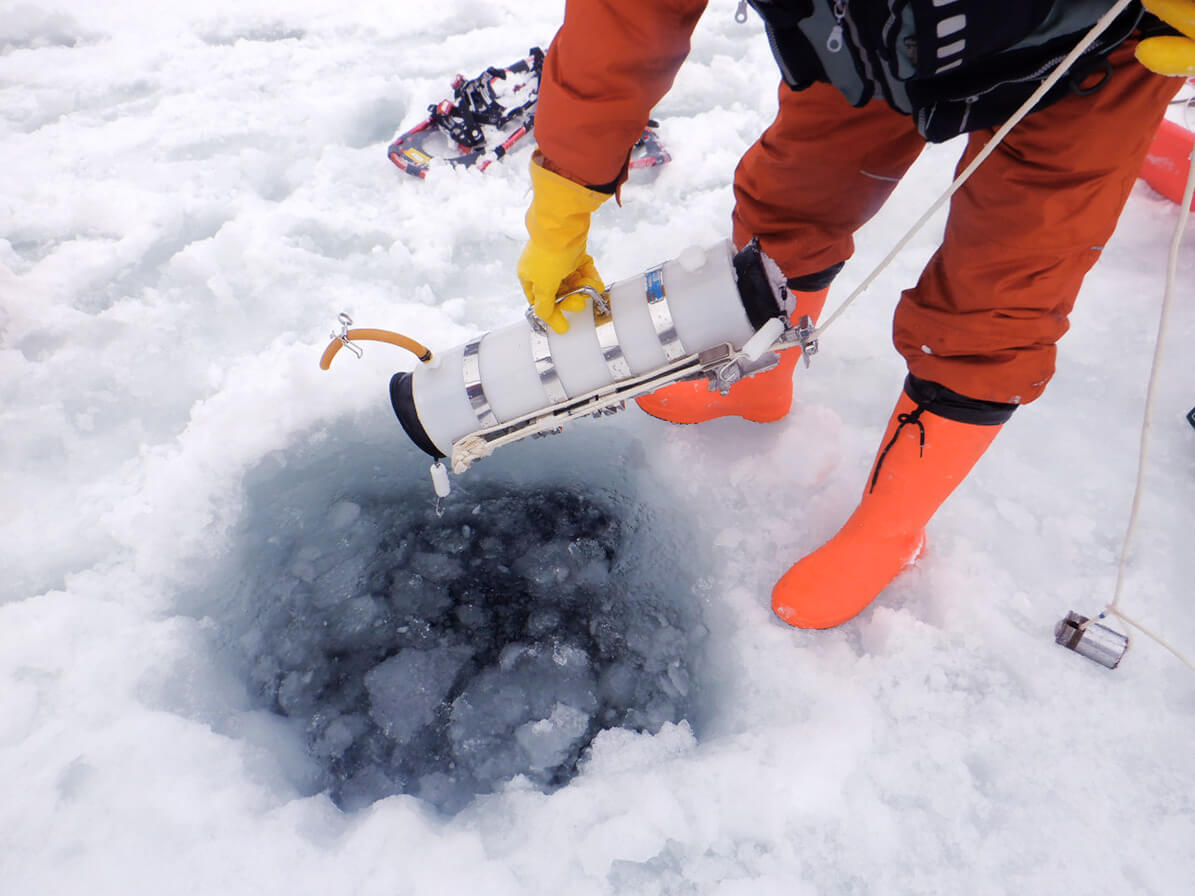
left=216, top=429, right=707, bottom=814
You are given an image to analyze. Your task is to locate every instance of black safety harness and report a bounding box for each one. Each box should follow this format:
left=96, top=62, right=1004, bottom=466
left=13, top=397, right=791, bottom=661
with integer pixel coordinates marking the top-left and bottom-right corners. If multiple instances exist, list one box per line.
left=747, top=0, right=1146, bottom=142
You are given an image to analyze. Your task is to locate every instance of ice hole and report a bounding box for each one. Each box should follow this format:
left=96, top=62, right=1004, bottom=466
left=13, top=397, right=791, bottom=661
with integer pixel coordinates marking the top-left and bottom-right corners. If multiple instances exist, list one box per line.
left=209, top=425, right=707, bottom=814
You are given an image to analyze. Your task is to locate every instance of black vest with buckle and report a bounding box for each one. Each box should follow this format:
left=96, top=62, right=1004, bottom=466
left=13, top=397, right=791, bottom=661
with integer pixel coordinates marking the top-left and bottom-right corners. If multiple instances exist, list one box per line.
left=747, top=0, right=1144, bottom=142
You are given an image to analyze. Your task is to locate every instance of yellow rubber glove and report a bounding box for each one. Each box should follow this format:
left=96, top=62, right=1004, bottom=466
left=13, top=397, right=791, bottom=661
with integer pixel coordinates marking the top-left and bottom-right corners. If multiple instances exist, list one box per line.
left=1138, top=0, right=1195, bottom=75
left=517, top=156, right=609, bottom=334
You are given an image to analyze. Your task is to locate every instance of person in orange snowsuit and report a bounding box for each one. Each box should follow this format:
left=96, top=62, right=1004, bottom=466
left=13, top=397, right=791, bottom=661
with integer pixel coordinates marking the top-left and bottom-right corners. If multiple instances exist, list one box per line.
left=516, top=0, right=1192, bottom=629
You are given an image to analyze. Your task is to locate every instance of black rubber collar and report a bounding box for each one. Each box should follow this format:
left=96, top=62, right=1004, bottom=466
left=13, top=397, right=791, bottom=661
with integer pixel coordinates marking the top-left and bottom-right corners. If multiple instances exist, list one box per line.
left=390, top=371, right=445, bottom=459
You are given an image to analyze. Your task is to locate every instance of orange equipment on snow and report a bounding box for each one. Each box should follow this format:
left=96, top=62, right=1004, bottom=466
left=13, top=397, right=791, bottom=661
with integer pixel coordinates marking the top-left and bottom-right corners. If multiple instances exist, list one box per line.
left=1140, top=117, right=1195, bottom=210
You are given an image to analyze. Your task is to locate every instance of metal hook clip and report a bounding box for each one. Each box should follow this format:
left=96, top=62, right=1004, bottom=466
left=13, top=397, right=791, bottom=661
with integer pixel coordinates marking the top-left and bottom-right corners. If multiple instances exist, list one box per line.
left=769, top=314, right=819, bottom=367
left=569, top=285, right=606, bottom=315
left=524, top=305, right=550, bottom=336
left=793, top=314, right=819, bottom=368
left=525, top=286, right=606, bottom=334
left=331, top=312, right=364, bottom=359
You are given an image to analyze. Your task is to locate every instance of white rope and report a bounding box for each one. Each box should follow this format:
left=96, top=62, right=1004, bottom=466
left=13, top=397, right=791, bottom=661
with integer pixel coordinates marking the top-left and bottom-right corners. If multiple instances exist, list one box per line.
left=813, top=0, right=1136, bottom=337
left=1082, top=108, right=1195, bottom=672
left=1103, top=607, right=1195, bottom=672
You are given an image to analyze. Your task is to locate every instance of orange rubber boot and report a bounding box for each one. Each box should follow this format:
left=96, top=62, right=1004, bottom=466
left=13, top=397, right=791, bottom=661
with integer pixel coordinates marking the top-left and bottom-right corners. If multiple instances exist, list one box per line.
left=771, top=390, right=1003, bottom=629
left=636, top=287, right=829, bottom=425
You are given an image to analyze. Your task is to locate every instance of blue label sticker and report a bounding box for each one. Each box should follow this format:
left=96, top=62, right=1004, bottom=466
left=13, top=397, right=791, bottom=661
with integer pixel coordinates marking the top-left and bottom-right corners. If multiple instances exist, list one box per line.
left=645, top=269, right=665, bottom=303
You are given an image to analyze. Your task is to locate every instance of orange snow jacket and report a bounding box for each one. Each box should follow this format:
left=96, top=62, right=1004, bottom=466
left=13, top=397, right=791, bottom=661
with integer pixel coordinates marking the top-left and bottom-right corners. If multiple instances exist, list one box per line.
left=534, top=0, right=708, bottom=190
left=533, top=2, right=1179, bottom=405
left=534, top=0, right=1145, bottom=187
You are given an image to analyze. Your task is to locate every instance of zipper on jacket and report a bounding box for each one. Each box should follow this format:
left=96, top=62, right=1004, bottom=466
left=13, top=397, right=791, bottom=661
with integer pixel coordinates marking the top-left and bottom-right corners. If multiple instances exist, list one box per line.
left=827, top=0, right=846, bottom=52
left=949, top=54, right=1066, bottom=103
left=735, top=1, right=749, bottom=24
left=958, top=96, right=977, bottom=132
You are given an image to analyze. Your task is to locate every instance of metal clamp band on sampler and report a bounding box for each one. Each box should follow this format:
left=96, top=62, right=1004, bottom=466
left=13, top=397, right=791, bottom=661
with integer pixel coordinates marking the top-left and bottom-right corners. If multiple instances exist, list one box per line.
left=462, top=336, right=498, bottom=427
left=593, top=292, right=633, bottom=382
left=645, top=267, right=685, bottom=361
left=528, top=323, right=570, bottom=405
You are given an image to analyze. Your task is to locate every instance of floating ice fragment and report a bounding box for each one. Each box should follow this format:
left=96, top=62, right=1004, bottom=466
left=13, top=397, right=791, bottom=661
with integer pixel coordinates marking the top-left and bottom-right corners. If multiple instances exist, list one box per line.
left=312, top=552, right=370, bottom=608
left=324, top=595, right=389, bottom=650
left=389, top=571, right=452, bottom=618
left=552, top=642, right=589, bottom=669
left=598, top=662, right=638, bottom=705
left=526, top=607, right=562, bottom=636
left=312, top=715, right=365, bottom=760
left=498, top=643, right=527, bottom=671
left=660, top=662, right=691, bottom=699
left=327, top=500, right=361, bottom=529
left=515, top=703, right=592, bottom=771
left=409, top=551, right=465, bottom=582
left=450, top=670, right=532, bottom=739
left=454, top=603, right=489, bottom=629
left=364, top=646, right=474, bottom=744
left=278, top=666, right=328, bottom=716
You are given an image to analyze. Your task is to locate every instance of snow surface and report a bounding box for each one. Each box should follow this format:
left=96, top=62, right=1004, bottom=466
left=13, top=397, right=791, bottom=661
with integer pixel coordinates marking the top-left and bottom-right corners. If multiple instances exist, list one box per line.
left=2, top=2, right=1194, bottom=893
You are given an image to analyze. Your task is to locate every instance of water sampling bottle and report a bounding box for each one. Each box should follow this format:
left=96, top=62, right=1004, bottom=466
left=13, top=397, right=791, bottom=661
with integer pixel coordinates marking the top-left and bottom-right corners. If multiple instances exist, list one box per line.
left=321, top=240, right=816, bottom=495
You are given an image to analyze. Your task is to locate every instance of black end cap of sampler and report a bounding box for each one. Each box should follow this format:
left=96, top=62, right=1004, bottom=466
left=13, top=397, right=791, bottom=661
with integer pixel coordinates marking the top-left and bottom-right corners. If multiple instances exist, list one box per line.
left=732, top=240, right=784, bottom=330
left=389, top=371, right=445, bottom=459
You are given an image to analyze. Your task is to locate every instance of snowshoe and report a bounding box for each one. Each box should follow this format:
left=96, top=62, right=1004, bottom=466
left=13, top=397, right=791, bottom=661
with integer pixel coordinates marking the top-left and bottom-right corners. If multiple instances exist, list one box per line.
left=387, top=47, right=669, bottom=179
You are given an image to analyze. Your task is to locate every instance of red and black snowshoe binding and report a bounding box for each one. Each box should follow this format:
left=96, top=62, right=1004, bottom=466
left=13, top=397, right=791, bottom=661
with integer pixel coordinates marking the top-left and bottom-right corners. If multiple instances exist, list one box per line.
left=387, top=47, right=669, bottom=179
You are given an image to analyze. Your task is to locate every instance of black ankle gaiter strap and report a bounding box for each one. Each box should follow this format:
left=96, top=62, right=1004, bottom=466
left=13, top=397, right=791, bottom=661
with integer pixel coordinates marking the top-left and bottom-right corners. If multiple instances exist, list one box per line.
left=867, top=376, right=1018, bottom=494
left=869, top=405, right=927, bottom=494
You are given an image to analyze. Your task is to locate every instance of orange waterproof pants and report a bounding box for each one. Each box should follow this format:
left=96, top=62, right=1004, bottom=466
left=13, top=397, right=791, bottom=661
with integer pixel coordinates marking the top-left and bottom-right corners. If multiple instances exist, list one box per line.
left=732, top=45, right=1180, bottom=405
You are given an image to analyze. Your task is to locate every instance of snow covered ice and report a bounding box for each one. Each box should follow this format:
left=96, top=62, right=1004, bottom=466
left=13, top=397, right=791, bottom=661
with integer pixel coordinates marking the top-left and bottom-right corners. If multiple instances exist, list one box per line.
left=3, top=2, right=1195, bottom=894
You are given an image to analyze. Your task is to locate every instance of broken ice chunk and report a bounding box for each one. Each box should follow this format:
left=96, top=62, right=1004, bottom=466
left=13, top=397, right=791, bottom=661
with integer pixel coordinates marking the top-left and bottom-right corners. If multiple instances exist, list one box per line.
left=364, top=645, right=473, bottom=744
left=515, top=703, right=592, bottom=771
